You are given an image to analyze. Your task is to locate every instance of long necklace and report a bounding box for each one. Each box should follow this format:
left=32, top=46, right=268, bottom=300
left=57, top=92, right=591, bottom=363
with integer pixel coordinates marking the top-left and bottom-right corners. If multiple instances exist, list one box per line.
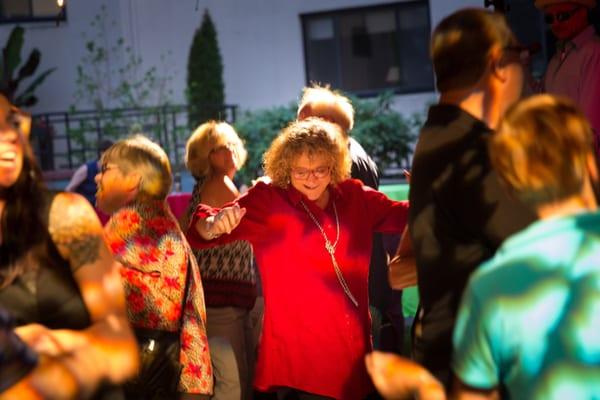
left=300, top=200, right=358, bottom=307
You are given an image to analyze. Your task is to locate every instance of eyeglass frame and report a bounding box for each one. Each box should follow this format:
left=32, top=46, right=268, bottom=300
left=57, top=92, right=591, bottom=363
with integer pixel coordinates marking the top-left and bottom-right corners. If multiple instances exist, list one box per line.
left=544, top=6, right=582, bottom=25
left=290, top=166, right=331, bottom=180
left=100, top=163, right=120, bottom=174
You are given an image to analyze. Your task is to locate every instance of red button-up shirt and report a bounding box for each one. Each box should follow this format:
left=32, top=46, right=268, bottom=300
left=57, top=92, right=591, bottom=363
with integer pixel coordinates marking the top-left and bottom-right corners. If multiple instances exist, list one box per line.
left=187, top=179, right=408, bottom=399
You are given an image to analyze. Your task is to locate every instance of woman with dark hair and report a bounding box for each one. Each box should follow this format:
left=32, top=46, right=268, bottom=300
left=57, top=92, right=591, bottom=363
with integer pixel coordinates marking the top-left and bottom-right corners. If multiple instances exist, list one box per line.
left=0, top=94, right=138, bottom=398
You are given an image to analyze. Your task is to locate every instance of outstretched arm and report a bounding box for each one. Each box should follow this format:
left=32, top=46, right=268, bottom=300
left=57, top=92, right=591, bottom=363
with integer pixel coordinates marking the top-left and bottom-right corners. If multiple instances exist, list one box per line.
left=194, top=203, right=246, bottom=240
left=16, top=193, right=139, bottom=397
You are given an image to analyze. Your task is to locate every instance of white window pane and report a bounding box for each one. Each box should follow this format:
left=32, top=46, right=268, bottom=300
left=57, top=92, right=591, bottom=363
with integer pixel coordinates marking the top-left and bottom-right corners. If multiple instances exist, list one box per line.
left=366, top=10, right=396, bottom=34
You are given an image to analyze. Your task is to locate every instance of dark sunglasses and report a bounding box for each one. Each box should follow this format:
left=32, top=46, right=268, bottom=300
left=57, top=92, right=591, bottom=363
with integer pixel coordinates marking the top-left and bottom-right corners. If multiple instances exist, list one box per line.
left=544, top=7, right=581, bottom=24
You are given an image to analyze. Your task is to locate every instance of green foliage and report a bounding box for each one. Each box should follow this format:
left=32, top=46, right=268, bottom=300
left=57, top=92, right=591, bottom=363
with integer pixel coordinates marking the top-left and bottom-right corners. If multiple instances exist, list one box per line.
left=72, top=4, right=173, bottom=111
left=234, top=104, right=297, bottom=185
left=233, top=91, right=422, bottom=185
left=350, top=91, right=422, bottom=175
left=187, top=9, right=225, bottom=128
left=0, top=26, right=56, bottom=107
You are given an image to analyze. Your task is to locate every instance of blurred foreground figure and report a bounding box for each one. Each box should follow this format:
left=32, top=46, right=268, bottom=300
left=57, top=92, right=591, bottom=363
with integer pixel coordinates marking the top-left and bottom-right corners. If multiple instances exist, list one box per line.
left=367, top=94, right=600, bottom=399
left=408, top=8, right=535, bottom=387
left=0, top=94, right=138, bottom=399
left=453, top=94, right=600, bottom=399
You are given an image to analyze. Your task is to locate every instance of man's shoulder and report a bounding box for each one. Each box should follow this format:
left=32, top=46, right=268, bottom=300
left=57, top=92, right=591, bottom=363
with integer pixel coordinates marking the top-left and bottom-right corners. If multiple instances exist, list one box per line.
left=349, top=137, right=375, bottom=164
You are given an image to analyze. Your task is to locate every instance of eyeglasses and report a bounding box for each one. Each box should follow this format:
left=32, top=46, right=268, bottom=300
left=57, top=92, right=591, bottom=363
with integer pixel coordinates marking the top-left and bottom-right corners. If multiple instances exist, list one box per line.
left=100, top=164, right=119, bottom=174
left=544, top=7, right=581, bottom=24
left=291, top=166, right=331, bottom=180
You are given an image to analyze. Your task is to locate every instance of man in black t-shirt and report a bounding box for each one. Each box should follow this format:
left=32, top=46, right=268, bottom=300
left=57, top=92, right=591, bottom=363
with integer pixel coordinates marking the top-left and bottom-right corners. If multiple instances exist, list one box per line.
left=408, top=9, right=537, bottom=388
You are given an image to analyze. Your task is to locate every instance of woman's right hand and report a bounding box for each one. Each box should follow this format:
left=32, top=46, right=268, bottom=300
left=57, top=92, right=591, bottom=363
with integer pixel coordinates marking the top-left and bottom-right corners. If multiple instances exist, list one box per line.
left=202, top=204, right=246, bottom=239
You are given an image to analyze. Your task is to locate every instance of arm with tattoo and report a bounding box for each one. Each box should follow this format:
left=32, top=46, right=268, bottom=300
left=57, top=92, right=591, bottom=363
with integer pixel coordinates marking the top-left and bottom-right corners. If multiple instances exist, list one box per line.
left=15, top=193, right=139, bottom=397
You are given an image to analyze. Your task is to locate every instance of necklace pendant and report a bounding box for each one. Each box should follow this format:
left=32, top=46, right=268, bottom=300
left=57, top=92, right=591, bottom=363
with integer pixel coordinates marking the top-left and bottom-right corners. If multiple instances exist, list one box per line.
left=325, top=242, right=335, bottom=254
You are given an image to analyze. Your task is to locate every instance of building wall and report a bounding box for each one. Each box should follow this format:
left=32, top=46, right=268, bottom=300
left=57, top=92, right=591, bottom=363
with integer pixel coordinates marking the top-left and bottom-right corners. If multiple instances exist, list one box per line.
left=0, top=0, right=485, bottom=117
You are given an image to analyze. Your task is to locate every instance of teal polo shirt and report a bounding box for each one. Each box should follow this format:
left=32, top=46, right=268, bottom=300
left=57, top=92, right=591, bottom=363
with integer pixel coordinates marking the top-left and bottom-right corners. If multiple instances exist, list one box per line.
left=452, top=211, right=600, bottom=399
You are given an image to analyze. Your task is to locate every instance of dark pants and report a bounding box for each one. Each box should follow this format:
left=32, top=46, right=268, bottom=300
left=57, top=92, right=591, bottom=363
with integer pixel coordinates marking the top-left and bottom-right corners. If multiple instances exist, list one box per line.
left=125, top=329, right=181, bottom=400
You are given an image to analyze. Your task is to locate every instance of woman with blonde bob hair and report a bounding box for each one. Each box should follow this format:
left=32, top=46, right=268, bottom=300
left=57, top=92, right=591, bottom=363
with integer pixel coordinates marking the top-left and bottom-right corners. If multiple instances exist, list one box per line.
left=186, top=117, right=409, bottom=400
left=185, top=121, right=247, bottom=180
left=183, top=121, right=257, bottom=400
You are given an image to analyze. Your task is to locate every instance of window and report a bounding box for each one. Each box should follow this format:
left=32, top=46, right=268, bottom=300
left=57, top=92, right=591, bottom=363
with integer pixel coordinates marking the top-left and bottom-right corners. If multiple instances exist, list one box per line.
left=301, top=2, right=433, bottom=95
left=0, top=0, right=65, bottom=24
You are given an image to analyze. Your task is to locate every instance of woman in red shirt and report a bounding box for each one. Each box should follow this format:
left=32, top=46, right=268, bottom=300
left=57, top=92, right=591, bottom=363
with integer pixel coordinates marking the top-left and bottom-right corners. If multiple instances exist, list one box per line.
left=187, top=118, right=408, bottom=400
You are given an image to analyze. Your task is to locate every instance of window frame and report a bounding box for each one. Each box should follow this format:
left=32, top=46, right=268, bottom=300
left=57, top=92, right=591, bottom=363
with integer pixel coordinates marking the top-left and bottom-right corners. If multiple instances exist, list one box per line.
left=300, top=1, right=433, bottom=97
left=0, top=0, right=67, bottom=25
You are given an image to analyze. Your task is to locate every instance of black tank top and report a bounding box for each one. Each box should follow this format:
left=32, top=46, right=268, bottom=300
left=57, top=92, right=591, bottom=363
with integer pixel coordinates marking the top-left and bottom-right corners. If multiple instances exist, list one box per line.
left=0, top=191, right=90, bottom=329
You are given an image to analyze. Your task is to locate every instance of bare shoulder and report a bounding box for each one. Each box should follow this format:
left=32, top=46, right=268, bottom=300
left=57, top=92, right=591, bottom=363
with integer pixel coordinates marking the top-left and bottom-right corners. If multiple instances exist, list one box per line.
left=48, top=192, right=104, bottom=271
left=202, top=177, right=239, bottom=207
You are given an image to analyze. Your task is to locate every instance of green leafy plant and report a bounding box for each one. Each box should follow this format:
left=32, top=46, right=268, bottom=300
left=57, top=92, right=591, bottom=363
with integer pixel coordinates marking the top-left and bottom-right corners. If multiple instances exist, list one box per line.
left=72, top=4, right=173, bottom=111
left=186, top=9, right=225, bottom=128
left=234, top=104, right=297, bottom=185
left=69, top=4, right=175, bottom=162
left=350, top=91, right=422, bottom=175
left=0, top=26, right=56, bottom=107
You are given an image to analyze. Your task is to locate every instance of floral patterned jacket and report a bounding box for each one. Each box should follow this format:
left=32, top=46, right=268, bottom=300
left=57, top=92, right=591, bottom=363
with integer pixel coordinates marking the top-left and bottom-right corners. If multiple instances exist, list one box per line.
left=104, top=199, right=213, bottom=394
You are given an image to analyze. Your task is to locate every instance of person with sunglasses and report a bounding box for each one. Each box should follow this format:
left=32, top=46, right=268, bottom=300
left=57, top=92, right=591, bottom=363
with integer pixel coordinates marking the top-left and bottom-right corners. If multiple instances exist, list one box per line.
left=535, top=0, right=600, bottom=158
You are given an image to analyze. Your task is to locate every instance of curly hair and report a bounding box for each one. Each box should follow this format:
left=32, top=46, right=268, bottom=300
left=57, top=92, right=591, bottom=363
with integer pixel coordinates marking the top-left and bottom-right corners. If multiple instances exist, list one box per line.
left=263, top=118, right=351, bottom=188
left=491, top=94, right=594, bottom=209
left=185, top=121, right=247, bottom=179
